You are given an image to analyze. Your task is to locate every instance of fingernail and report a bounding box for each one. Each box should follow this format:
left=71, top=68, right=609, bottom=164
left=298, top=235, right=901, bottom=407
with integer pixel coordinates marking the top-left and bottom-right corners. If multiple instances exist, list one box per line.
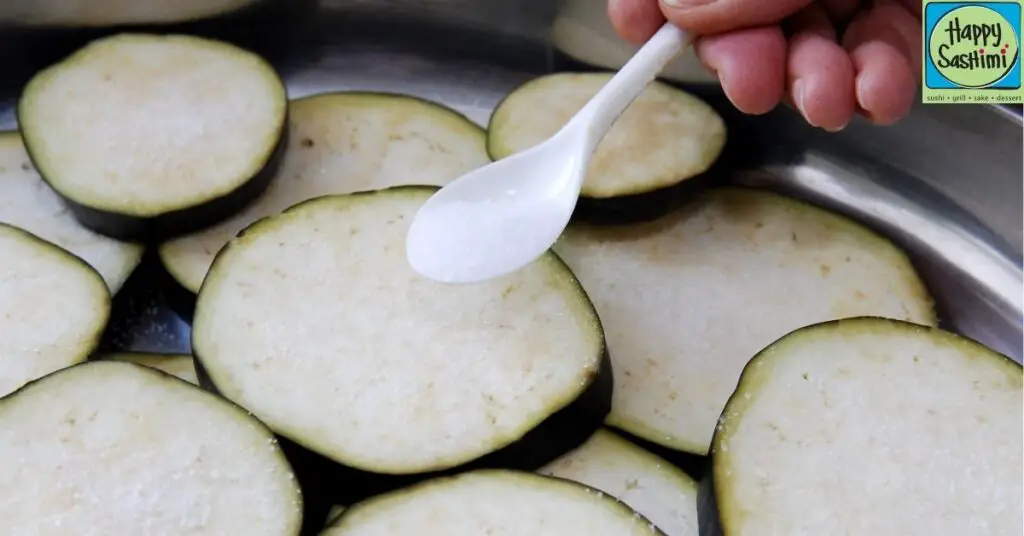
left=661, top=0, right=716, bottom=8
left=792, top=80, right=818, bottom=128
left=855, top=75, right=877, bottom=122
left=855, top=75, right=868, bottom=106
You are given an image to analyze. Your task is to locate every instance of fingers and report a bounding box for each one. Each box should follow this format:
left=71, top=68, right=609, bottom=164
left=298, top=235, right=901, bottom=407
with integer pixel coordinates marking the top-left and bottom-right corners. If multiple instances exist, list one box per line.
left=608, top=0, right=922, bottom=128
left=847, top=42, right=917, bottom=124
left=819, top=0, right=860, bottom=25
left=896, top=0, right=922, bottom=17
left=842, top=1, right=921, bottom=124
left=658, top=0, right=814, bottom=35
left=785, top=5, right=856, bottom=130
left=695, top=26, right=788, bottom=115
left=608, top=0, right=667, bottom=44
left=606, top=0, right=789, bottom=116
left=865, top=0, right=922, bottom=79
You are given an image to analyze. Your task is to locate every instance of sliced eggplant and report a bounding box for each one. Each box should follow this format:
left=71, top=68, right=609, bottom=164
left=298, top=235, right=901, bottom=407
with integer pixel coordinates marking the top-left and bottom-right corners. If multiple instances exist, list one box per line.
left=553, top=187, right=936, bottom=456
left=0, top=361, right=302, bottom=535
left=488, top=72, right=726, bottom=219
left=540, top=429, right=699, bottom=536
left=322, top=469, right=665, bottom=535
left=192, top=186, right=609, bottom=476
left=0, top=0, right=264, bottom=26
left=325, top=505, right=347, bottom=526
left=0, top=223, right=110, bottom=397
left=102, top=351, right=198, bottom=385
left=700, top=318, right=1023, bottom=536
left=159, top=91, right=489, bottom=296
left=17, top=33, right=287, bottom=240
left=0, top=131, right=143, bottom=293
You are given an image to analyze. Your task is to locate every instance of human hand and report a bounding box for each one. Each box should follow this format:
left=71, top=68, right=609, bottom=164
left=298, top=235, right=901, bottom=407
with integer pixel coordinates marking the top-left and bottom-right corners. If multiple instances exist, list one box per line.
left=608, top=0, right=921, bottom=130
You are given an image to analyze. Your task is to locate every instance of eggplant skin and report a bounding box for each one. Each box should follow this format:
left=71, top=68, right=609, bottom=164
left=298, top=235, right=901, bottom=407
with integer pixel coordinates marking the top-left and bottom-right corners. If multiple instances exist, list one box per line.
left=192, top=345, right=613, bottom=508
left=0, top=222, right=111, bottom=397
left=155, top=259, right=199, bottom=324
left=138, top=248, right=199, bottom=324
left=697, top=473, right=725, bottom=536
left=21, top=125, right=288, bottom=242
left=0, top=0, right=293, bottom=29
left=570, top=123, right=745, bottom=225
left=486, top=72, right=730, bottom=224
left=190, top=185, right=611, bottom=512
left=324, top=469, right=668, bottom=536
left=192, top=185, right=611, bottom=478
left=0, top=361, right=305, bottom=536
left=193, top=350, right=610, bottom=534
left=156, top=90, right=490, bottom=301
left=697, top=317, right=1023, bottom=536
left=188, top=357, right=331, bottom=536
left=100, top=352, right=198, bottom=385
left=571, top=160, right=725, bottom=225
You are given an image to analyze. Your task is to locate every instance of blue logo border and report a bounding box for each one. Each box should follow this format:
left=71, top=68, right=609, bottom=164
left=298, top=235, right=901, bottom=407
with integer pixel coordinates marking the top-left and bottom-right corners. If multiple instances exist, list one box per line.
left=924, top=1, right=1022, bottom=90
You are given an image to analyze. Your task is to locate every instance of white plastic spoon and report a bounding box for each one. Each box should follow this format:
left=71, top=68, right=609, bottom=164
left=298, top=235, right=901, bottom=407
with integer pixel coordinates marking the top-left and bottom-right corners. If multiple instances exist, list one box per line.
left=406, top=23, right=691, bottom=284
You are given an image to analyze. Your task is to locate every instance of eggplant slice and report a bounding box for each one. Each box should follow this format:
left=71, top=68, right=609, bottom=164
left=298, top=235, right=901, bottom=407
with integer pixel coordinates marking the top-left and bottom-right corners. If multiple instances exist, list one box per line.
left=700, top=318, right=1023, bottom=536
left=0, top=361, right=302, bottom=535
left=0, top=131, right=143, bottom=293
left=0, top=0, right=264, bottom=26
left=540, top=429, right=699, bottom=536
left=159, top=91, right=489, bottom=295
left=488, top=72, right=725, bottom=212
left=553, top=187, right=936, bottom=455
left=324, top=505, right=347, bottom=527
left=0, top=223, right=110, bottom=397
left=17, top=33, right=287, bottom=240
left=192, top=186, right=608, bottom=475
left=322, top=469, right=665, bottom=535
left=101, top=351, right=198, bottom=385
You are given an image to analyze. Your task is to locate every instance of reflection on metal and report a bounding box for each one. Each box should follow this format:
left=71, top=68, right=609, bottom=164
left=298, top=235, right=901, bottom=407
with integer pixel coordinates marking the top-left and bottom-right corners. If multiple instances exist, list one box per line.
left=0, top=0, right=1019, bottom=361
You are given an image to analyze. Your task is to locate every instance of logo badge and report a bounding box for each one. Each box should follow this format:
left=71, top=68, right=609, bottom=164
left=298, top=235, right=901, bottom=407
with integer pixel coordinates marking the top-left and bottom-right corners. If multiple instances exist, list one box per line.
left=923, top=1, right=1023, bottom=103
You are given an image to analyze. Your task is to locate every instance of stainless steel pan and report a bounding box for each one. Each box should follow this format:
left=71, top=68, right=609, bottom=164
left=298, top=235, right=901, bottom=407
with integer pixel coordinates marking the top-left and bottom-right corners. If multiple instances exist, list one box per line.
left=0, top=0, right=1020, bottom=361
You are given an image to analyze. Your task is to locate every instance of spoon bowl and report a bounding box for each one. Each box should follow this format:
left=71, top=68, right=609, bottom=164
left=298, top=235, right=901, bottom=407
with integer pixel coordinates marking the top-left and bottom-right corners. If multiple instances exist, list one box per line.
left=406, top=23, right=691, bottom=284
left=406, top=129, right=588, bottom=284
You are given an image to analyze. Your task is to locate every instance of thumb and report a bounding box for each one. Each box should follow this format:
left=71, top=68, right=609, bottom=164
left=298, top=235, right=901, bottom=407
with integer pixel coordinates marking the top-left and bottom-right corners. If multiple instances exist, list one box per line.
left=660, top=0, right=815, bottom=35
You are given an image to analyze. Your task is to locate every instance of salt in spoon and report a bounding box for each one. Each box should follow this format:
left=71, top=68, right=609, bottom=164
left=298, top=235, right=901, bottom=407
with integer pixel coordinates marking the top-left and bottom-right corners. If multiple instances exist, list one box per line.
left=406, top=23, right=691, bottom=284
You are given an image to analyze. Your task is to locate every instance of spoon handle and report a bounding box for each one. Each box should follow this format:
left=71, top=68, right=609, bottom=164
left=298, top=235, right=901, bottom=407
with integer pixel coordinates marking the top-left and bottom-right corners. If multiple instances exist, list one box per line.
left=568, top=22, right=691, bottom=156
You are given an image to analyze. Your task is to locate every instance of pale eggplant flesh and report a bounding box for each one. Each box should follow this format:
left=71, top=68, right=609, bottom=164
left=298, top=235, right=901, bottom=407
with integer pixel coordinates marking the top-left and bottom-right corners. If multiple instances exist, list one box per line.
left=699, top=318, right=1022, bottom=536
left=322, top=469, right=667, bottom=536
left=0, top=361, right=303, bottom=535
left=192, top=187, right=610, bottom=489
left=17, top=33, right=288, bottom=241
left=553, top=187, right=936, bottom=456
left=0, top=222, right=110, bottom=398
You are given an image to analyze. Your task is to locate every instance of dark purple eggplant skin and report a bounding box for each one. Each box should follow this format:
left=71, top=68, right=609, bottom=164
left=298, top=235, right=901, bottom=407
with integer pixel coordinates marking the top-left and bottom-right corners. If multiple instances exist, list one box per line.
left=190, top=348, right=611, bottom=535
left=0, top=0, right=303, bottom=31
left=603, top=427, right=709, bottom=483
left=156, top=261, right=201, bottom=324
left=189, top=198, right=614, bottom=531
left=191, top=338, right=613, bottom=506
left=570, top=163, right=727, bottom=225
left=487, top=63, right=742, bottom=226
left=17, top=118, right=288, bottom=242
left=697, top=472, right=725, bottom=536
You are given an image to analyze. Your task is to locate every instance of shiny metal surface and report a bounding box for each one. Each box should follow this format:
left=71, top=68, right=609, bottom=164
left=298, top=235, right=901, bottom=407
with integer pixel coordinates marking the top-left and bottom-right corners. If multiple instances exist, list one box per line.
left=0, top=1, right=1020, bottom=361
